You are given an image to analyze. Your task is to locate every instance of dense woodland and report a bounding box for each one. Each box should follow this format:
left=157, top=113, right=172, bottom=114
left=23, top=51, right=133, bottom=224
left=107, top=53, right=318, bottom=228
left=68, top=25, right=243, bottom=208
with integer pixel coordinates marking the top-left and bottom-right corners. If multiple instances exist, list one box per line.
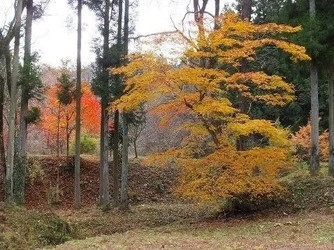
left=0, top=0, right=333, bottom=217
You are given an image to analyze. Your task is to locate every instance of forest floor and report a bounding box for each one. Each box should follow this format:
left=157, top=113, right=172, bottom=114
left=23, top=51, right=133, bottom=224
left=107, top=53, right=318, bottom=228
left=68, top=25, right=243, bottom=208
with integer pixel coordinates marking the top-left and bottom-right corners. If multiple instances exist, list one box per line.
left=52, top=209, right=334, bottom=250
left=0, top=156, right=334, bottom=249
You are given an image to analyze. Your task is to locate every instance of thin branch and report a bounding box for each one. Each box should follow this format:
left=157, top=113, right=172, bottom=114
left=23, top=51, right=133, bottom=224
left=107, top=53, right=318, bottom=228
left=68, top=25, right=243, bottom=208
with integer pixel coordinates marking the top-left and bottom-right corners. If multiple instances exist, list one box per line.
left=129, top=30, right=178, bottom=41
left=187, top=10, right=215, bottom=20
left=170, top=17, right=198, bottom=50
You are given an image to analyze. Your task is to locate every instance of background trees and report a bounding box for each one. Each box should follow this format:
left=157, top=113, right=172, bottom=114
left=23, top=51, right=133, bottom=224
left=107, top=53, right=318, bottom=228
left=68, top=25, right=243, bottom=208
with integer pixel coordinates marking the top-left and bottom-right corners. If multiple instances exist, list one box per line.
left=40, top=82, right=100, bottom=155
left=250, top=0, right=334, bottom=175
left=0, top=0, right=334, bottom=210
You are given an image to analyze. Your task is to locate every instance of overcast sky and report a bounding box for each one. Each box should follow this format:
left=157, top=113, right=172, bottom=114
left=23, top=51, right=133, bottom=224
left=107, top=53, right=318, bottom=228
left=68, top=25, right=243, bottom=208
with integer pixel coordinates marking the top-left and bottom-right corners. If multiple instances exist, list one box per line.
left=1, top=0, right=235, bottom=67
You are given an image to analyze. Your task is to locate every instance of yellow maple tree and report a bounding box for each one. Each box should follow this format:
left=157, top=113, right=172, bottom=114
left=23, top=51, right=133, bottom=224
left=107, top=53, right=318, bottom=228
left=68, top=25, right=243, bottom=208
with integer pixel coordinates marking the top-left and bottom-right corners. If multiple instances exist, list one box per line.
left=111, top=12, right=310, bottom=205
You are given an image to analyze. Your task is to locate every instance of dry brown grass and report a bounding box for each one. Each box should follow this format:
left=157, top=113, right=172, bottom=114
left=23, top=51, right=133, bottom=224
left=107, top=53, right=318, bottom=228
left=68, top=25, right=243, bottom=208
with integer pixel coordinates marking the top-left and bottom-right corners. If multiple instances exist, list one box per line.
left=50, top=208, right=334, bottom=250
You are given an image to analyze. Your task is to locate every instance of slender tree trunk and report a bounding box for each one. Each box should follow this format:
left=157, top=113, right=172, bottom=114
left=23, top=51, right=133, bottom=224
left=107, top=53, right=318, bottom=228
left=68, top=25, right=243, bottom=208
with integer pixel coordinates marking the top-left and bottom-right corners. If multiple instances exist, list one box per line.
left=99, top=100, right=110, bottom=208
left=120, top=113, right=128, bottom=210
left=214, top=0, right=220, bottom=30
left=310, top=61, right=319, bottom=174
left=309, top=0, right=319, bottom=175
left=5, top=46, right=12, bottom=94
left=57, top=103, right=61, bottom=156
left=0, top=73, right=5, bottom=180
left=329, top=60, right=334, bottom=175
left=239, top=0, right=253, bottom=20
left=113, top=0, right=123, bottom=208
left=117, top=0, right=123, bottom=47
left=235, top=0, right=253, bottom=151
left=99, top=102, right=105, bottom=205
left=6, top=0, right=23, bottom=204
left=134, top=140, right=138, bottom=159
left=113, top=110, right=119, bottom=207
left=66, top=118, right=70, bottom=167
left=74, top=0, right=82, bottom=209
left=15, top=0, right=33, bottom=205
left=102, top=106, right=109, bottom=206
left=98, top=0, right=111, bottom=209
left=120, top=0, right=129, bottom=211
left=0, top=46, right=11, bottom=183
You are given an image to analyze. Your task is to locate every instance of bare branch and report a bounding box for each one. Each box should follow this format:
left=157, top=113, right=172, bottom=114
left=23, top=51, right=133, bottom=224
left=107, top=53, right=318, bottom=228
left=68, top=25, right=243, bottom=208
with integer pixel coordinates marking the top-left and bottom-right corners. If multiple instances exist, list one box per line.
left=129, top=30, right=178, bottom=41
left=170, top=17, right=198, bottom=50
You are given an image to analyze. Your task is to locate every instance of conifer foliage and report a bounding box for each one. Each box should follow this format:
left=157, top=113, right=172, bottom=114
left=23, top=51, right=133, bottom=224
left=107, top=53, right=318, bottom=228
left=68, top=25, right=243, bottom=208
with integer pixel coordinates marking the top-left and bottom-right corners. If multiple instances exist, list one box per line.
left=111, top=13, right=310, bottom=204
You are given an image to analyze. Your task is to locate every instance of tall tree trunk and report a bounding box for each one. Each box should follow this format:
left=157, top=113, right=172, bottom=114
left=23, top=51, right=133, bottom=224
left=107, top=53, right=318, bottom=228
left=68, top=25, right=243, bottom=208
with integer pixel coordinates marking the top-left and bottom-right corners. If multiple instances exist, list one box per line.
left=237, top=0, right=252, bottom=151
left=99, top=100, right=110, bottom=208
left=214, top=0, right=220, bottom=30
left=328, top=60, right=334, bottom=175
left=310, top=62, right=319, bottom=175
left=309, top=0, right=319, bottom=175
left=120, top=0, right=129, bottom=211
left=113, top=0, right=123, bottom=208
left=239, top=0, right=253, bottom=20
left=6, top=0, right=23, bottom=204
left=66, top=118, right=70, bottom=166
left=74, top=0, right=82, bottom=209
left=15, top=0, right=33, bottom=205
left=134, top=140, right=138, bottom=159
left=98, top=0, right=111, bottom=209
left=5, top=46, right=12, bottom=94
left=0, top=73, right=5, bottom=180
left=57, top=102, right=61, bottom=156
left=120, top=113, right=128, bottom=210
left=112, top=110, right=119, bottom=207
left=0, top=50, right=7, bottom=181
left=117, top=0, right=123, bottom=47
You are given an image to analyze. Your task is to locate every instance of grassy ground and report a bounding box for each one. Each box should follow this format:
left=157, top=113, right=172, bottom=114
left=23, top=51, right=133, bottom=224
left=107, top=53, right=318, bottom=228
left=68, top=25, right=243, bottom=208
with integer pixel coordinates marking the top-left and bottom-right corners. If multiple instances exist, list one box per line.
left=48, top=164, right=334, bottom=250
left=2, top=161, right=334, bottom=249
left=50, top=209, right=334, bottom=250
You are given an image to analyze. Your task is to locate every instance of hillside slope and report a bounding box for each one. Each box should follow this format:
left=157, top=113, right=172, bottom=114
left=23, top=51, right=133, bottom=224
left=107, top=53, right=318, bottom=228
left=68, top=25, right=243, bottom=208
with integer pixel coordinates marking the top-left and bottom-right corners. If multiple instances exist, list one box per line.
left=22, top=156, right=178, bottom=209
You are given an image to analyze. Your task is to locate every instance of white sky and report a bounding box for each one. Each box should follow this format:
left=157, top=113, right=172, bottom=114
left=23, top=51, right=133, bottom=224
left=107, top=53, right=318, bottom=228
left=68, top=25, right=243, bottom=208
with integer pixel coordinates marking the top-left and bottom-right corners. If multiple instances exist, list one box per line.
left=1, top=0, right=235, bottom=67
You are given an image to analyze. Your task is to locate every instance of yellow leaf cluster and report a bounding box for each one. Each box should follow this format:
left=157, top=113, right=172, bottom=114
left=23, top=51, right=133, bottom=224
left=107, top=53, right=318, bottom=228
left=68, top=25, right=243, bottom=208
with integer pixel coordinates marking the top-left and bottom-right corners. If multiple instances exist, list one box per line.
left=227, top=72, right=294, bottom=106
left=110, top=53, right=172, bottom=112
left=173, top=146, right=289, bottom=204
left=227, top=117, right=291, bottom=148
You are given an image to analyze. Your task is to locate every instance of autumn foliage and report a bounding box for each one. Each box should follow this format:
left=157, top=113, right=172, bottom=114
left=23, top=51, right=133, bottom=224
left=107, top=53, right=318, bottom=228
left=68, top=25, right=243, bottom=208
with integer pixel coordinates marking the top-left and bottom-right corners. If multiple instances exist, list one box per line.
left=39, top=82, right=100, bottom=153
left=111, top=13, right=310, bottom=205
left=291, top=122, right=329, bottom=162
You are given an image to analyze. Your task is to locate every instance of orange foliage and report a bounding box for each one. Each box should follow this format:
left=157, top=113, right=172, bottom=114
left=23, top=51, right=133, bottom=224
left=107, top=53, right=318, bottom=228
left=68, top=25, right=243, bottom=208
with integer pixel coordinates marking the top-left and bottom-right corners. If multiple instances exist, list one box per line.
left=291, top=122, right=329, bottom=161
left=111, top=12, right=310, bottom=205
left=173, top=147, right=289, bottom=203
left=40, top=82, right=100, bottom=151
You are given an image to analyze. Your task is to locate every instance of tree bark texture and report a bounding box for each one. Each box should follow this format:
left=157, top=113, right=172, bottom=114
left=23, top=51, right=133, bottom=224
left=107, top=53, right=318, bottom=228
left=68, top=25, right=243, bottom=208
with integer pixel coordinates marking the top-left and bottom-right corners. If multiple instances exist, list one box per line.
left=0, top=72, right=5, bottom=180
left=99, top=100, right=110, bottom=208
left=120, top=113, right=128, bottom=210
left=112, top=110, right=120, bottom=207
left=98, top=0, right=111, bottom=209
left=6, top=0, right=23, bottom=204
left=309, top=0, right=319, bottom=175
left=240, top=0, right=253, bottom=20
left=310, top=60, right=319, bottom=175
left=74, top=0, right=82, bottom=209
left=120, top=0, right=129, bottom=211
left=15, top=0, right=33, bottom=204
left=328, top=60, right=334, bottom=175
